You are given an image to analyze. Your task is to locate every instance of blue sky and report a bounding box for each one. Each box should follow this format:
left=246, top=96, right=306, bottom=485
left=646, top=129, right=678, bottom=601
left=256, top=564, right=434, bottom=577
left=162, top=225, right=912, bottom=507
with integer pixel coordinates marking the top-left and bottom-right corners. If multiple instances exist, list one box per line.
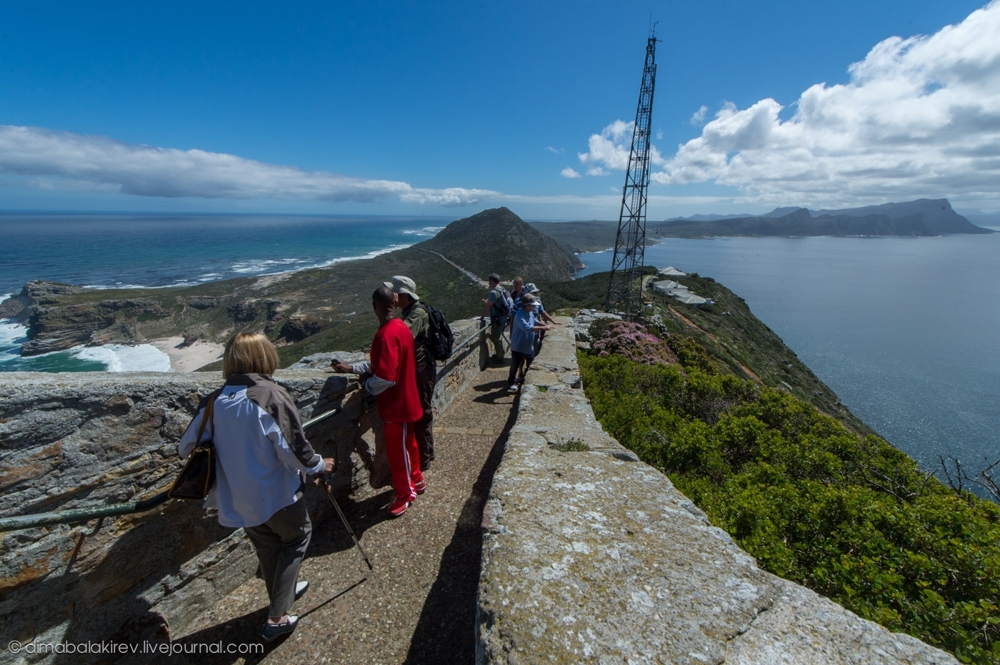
left=1, top=0, right=997, bottom=220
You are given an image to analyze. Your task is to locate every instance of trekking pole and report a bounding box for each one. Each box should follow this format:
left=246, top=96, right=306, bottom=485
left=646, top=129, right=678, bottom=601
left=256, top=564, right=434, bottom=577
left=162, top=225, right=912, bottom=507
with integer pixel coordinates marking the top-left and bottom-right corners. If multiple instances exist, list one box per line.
left=320, top=476, right=373, bottom=571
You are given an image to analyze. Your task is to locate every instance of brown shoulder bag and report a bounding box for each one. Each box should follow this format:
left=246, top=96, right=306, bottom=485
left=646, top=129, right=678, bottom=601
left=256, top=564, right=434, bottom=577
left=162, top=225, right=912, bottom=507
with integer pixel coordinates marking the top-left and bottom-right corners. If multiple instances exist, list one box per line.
left=168, top=394, right=217, bottom=501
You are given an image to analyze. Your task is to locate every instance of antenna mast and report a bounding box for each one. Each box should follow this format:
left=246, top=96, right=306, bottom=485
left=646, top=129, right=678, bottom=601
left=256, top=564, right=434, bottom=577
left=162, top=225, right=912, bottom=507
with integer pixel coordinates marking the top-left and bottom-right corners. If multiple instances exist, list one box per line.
left=605, top=28, right=658, bottom=317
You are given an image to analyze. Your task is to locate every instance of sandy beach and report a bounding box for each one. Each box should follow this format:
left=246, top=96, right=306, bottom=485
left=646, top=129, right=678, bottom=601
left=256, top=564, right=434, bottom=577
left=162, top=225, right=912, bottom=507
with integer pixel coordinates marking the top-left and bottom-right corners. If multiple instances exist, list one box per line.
left=151, top=337, right=225, bottom=373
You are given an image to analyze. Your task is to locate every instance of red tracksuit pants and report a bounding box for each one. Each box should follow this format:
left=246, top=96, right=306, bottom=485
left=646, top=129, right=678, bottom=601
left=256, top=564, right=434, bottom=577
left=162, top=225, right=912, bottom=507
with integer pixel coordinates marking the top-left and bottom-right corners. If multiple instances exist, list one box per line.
left=384, top=421, right=423, bottom=502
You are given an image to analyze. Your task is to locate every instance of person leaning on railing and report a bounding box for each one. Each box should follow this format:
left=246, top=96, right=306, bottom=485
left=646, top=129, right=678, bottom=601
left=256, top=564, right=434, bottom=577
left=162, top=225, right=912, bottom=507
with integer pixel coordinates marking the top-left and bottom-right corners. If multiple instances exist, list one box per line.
left=507, top=293, right=552, bottom=393
left=177, top=332, right=334, bottom=643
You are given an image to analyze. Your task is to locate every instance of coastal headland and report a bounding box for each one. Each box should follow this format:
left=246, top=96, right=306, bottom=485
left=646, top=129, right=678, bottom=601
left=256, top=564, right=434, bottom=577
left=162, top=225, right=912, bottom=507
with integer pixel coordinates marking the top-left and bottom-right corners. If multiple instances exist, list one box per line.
left=531, top=198, right=991, bottom=252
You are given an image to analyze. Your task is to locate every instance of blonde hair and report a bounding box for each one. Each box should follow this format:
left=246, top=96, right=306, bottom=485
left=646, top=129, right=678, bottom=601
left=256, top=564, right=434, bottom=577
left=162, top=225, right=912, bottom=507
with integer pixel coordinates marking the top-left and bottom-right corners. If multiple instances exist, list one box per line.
left=223, top=333, right=279, bottom=378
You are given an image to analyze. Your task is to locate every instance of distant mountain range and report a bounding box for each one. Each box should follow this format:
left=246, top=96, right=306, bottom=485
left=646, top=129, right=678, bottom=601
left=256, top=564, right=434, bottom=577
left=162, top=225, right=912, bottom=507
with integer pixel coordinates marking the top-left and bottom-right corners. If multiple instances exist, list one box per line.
left=653, top=199, right=990, bottom=238
left=532, top=199, right=991, bottom=251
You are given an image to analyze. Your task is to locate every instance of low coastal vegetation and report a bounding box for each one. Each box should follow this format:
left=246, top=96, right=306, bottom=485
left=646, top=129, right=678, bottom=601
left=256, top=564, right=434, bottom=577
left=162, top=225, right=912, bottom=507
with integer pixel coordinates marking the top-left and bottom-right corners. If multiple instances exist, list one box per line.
left=579, top=312, right=1000, bottom=663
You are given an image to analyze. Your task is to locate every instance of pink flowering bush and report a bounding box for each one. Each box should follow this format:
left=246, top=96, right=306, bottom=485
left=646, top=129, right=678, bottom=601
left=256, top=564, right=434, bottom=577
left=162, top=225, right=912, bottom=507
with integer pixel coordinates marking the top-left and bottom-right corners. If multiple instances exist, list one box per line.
left=590, top=320, right=677, bottom=365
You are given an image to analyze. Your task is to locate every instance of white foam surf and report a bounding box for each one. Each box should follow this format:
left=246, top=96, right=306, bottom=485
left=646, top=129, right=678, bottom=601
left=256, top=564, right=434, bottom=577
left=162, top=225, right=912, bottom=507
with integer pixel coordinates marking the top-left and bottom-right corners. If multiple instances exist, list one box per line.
left=0, top=321, right=27, bottom=346
left=401, top=226, right=445, bottom=236
left=73, top=344, right=173, bottom=373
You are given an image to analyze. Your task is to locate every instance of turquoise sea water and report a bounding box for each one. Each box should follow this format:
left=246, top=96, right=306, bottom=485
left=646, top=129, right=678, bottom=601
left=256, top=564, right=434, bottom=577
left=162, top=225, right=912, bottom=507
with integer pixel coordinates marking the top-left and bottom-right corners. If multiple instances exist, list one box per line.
left=577, top=229, right=1000, bottom=474
left=0, top=213, right=447, bottom=372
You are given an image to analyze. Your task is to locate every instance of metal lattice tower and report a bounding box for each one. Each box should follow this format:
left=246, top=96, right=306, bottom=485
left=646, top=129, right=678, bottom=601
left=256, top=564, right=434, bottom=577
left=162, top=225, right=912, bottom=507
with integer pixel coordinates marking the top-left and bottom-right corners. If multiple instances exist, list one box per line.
left=605, top=33, right=658, bottom=317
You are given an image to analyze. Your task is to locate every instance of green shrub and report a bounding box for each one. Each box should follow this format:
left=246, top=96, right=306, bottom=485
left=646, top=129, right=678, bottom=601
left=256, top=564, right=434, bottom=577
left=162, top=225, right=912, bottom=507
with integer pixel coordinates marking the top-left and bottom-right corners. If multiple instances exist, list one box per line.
left=668, top=334, right=718, bottom=373
left=578, top=348, right=1000, bottom=664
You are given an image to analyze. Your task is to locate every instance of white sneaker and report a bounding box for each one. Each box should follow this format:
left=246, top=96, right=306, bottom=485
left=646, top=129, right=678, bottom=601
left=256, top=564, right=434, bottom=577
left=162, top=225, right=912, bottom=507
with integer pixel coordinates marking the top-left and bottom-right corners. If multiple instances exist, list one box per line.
left=294, top=580, right=309, bottom=600
left=508, top=384, right=518, bottom=393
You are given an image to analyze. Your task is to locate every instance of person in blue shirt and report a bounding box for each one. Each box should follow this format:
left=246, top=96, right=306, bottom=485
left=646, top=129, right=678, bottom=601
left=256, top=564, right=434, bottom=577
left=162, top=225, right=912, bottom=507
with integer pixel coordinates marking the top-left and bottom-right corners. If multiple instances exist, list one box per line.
left=509, top=283, right=558, bottom=355
left=507, top=293, right=552, bottom=393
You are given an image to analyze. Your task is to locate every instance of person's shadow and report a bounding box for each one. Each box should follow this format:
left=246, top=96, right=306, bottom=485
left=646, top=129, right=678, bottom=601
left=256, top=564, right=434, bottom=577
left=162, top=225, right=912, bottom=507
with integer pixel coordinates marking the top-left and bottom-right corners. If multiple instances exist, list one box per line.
left=472, top=379, right=516, bottom=405
left=301, top=487, right=394, bottom=558
left=141, top=578, right=369, bottom=665
left=403, top=386, right=520, bottom=664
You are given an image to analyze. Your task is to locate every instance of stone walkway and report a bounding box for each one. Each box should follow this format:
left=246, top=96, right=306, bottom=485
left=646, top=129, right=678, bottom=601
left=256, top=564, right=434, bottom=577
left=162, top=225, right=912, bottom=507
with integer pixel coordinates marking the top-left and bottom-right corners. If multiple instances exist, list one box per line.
left=161, top=363, right=518, bottom=665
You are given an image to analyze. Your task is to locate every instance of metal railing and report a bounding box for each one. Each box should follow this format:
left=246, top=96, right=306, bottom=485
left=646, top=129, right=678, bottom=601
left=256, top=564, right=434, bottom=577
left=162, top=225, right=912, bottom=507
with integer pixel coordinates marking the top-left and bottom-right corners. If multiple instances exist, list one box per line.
left=447, top=319, right=487, bottom=358
left=0, top=406, right=343, bottom=533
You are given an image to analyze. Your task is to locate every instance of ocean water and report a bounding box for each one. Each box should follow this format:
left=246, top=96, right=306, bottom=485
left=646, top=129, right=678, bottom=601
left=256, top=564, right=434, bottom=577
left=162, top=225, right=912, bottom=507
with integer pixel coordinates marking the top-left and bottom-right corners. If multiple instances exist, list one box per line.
left=0, top=213, right=447, bottom=372
left=577, top=229, right=1000, bottom=474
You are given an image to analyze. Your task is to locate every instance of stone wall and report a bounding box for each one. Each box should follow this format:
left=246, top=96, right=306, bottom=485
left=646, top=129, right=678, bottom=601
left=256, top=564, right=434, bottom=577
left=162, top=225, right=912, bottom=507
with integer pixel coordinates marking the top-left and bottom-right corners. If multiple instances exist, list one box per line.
left=475, top=317, right=958, bottom=665
left=0, top=318, right=487, bottom=657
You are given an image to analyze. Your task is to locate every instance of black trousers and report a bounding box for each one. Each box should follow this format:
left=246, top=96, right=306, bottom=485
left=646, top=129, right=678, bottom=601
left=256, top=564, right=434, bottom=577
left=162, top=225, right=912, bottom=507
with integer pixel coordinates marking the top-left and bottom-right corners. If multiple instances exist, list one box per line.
left=508, top=350, right=533, bottom=386
left=414, top=361, right=437, bottom=464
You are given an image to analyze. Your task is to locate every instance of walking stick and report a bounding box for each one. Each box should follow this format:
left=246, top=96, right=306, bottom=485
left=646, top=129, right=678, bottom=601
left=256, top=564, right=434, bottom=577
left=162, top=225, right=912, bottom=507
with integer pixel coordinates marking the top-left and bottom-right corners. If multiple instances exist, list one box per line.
left=320, top=477, right=373, bottom=571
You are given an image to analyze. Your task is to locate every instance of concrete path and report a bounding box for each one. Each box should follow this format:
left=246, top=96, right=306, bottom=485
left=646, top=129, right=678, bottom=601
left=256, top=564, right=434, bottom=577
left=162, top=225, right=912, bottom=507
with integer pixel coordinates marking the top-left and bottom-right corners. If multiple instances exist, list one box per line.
left=161, top=362, right=519, bottom=665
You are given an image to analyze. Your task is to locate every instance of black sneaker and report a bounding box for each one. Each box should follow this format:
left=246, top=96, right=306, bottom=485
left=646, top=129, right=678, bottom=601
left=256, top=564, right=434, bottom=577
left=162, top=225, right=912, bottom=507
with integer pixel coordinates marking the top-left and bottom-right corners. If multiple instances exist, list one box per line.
left=261, top=615, right=298, bottom=643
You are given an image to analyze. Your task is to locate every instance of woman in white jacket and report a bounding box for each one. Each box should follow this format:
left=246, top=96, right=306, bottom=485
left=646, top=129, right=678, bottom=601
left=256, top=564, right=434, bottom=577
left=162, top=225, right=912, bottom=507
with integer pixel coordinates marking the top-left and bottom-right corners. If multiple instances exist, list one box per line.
left=178, top=333, right=334, bottom=642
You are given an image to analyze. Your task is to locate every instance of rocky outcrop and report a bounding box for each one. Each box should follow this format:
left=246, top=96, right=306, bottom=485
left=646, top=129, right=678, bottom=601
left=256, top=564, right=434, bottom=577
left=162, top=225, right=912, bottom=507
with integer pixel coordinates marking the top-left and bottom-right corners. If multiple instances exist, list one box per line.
left=278, top=313, right=327, bottom=342
left=476, top=317, right=957, bottom=664
left=20, top=298, right=169, bottom=356
left=0, top=281, right=85, bottom=322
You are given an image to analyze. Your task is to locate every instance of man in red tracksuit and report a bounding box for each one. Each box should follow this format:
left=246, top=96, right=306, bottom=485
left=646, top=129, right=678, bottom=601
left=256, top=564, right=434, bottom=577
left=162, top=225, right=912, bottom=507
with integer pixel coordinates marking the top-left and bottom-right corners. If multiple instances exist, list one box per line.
left=335, top=286, right=425, bottom=516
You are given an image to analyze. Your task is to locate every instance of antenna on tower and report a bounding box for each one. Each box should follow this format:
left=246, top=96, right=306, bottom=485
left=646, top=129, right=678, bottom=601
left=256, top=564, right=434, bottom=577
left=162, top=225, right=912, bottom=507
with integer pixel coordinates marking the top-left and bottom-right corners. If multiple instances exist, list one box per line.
left=605, top=33, right=658, bottom=318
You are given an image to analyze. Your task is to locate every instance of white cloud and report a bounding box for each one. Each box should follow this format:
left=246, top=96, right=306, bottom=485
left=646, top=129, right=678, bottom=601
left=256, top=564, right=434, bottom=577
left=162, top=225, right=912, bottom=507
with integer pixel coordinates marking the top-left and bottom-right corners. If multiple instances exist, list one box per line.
left=545, top=146, right=565, bottom=154
left=0, top=125, right=500, bottom=206
left=577, top=120, right=668, bottom=175
left=578, top=120, right=633, bottom=170
left=561, top=167, right=582, bottom=178
left=654, top=0, right=1000, bottom=207
left=689, top=105, right=709, bottom=125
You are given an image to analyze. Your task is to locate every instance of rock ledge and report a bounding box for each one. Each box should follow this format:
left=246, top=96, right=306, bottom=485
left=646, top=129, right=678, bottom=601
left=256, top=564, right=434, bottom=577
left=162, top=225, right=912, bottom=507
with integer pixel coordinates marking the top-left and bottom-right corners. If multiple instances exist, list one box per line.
left=475, top=316, right=957, bottom=665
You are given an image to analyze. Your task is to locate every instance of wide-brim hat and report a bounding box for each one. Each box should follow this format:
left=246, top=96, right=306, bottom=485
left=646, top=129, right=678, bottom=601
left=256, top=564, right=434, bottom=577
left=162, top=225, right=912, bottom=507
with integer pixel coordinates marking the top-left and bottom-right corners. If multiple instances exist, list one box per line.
left=522, top=283, right=540, bottom=295
left=383, top=275, right=419, bottom=300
